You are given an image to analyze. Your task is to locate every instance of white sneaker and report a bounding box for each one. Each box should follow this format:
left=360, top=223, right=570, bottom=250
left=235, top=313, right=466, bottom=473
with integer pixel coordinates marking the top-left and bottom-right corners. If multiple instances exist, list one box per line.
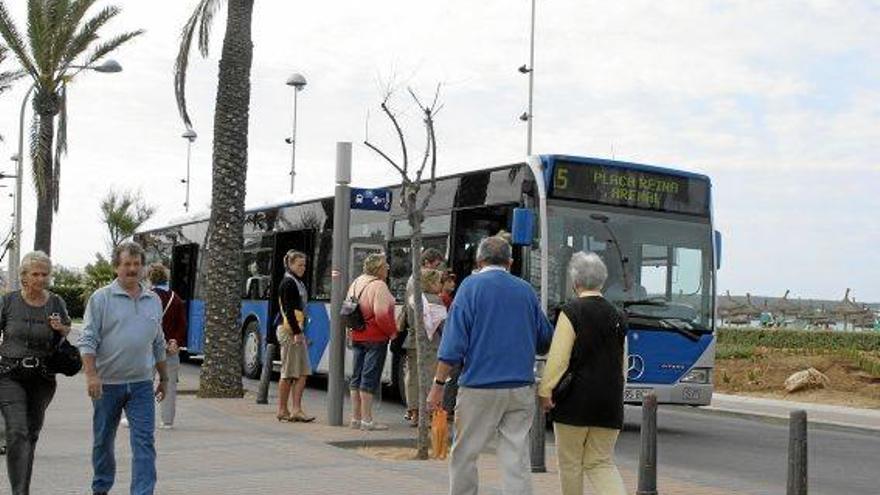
left=360, top=420, right=388, bottom=431
left=349, top=419, right=361, bottom=429
left=120, top=417, right=129, bottom=428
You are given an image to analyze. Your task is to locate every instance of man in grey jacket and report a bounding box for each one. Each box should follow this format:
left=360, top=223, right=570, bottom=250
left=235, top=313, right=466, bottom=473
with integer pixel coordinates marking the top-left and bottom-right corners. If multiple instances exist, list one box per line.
left=78, top=242, right=168, bottom=495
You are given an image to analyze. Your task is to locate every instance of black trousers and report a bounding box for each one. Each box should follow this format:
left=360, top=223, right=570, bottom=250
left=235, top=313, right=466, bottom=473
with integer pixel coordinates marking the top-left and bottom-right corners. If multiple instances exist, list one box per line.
left=0, top=373, right=57, bottom=495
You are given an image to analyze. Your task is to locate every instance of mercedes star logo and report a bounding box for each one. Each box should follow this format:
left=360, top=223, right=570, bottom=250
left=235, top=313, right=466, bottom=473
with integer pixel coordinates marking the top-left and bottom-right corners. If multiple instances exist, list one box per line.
left=628, top=354, right=645, bottom=380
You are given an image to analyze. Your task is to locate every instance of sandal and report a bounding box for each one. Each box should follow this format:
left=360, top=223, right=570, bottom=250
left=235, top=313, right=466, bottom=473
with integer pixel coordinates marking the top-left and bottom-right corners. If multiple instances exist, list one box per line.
left=276, top=412, right=293, bottom=422
left=291, top=411, right=316, bottom=423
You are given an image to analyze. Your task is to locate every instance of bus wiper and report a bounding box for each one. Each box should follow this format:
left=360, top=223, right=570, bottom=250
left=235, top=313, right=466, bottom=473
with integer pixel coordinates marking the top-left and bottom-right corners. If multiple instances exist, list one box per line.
left=623, top=298, right=669, bottom=308
left=625, top=313, right=706, bottom=341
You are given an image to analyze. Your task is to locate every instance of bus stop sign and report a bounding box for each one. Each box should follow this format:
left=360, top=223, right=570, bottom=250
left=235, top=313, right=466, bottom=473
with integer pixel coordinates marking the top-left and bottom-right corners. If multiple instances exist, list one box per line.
left=350, top=187, right=392, bottom=212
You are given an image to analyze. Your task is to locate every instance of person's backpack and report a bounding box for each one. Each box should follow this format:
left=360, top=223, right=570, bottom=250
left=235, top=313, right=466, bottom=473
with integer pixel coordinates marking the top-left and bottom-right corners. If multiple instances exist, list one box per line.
left=340, top=279, right=378, bottom=331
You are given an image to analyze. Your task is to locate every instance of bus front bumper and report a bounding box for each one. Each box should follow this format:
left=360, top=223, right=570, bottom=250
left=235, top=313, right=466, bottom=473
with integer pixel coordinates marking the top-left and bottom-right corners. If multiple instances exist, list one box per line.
left=624, top=382, right=713, bottom=406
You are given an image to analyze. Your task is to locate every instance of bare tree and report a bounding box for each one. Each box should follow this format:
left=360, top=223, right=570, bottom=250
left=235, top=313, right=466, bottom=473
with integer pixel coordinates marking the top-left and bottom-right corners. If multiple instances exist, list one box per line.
left=365, top=85, right=441, bottom=460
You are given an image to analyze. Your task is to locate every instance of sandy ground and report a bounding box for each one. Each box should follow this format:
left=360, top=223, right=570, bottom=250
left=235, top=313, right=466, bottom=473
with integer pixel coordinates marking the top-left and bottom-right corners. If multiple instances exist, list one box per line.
left=715, top=350, right=880, bottom=409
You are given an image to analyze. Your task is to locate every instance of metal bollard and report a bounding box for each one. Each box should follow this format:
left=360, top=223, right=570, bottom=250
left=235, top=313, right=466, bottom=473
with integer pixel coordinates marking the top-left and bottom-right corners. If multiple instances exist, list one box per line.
left=529, top=358, right=546, bottom=473
left=637, top=393, right=658, bottom=495
left=256, top=344, right=276, bottom=404
left=787, top=410, right=808, bottom=495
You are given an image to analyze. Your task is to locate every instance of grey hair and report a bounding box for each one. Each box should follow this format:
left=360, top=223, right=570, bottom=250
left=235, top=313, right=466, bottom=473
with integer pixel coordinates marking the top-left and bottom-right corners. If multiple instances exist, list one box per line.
left=568, top=251, right=608, bottom=291
left=112, top=241, right=146, bottom=267
left=363, top=253, right=387, bottom=277
left=20, top=251, right=52, bottom=277
left=476, top=236, right=512, bottom=266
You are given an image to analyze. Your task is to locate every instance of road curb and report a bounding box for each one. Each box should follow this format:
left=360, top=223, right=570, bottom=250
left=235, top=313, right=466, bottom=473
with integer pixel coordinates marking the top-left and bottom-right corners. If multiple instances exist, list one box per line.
left=690, top=405, right=880, bottom=436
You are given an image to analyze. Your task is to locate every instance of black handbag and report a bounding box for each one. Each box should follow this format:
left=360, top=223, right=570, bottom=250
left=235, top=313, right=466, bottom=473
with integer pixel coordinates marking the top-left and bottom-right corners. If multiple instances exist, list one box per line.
left=47, top=337, right=82, bottom=377
left=552, top=370, right=574, bottom=403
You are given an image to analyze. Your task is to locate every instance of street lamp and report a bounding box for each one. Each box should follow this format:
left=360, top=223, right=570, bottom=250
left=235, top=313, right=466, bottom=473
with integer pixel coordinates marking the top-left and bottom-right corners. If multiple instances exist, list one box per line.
left=181, top=128, right=197, bottom=212
left=519, top=0, right=537, bottom=156
left=285, top=72, right=307, bottom=195
left=6, top=59, right=124, bottom=290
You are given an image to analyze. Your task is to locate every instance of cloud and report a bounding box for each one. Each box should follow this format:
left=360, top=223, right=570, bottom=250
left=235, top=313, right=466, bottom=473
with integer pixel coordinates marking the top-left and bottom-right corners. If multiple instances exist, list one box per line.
left=0, top=0, right=876, bottom=300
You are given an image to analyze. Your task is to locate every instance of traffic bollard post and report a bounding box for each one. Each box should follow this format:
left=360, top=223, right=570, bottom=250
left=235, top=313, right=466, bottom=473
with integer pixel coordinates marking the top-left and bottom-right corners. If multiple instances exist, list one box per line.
left=637, top=393, right=658, bottom=495
left=787, top=410, right=808, bottom=495
left=256, top=343, right=276, bottom=404
left=529, top=358, right=547, bottom=473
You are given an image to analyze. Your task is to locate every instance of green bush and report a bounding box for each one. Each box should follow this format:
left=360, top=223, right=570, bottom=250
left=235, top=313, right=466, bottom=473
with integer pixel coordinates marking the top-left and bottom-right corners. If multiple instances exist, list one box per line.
left=718, top=328, right=880, bottom=352
left=52, top=285, right=86, bottom=319
left=843, top=349, right=880, bottom=377
left=716, top=343, right=755, bottom=360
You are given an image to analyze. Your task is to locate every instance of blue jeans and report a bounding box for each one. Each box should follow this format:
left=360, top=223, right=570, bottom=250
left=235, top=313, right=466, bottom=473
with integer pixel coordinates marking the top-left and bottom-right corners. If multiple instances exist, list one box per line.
left=350, top=342, right=388, bottom=394
left=91, top=380, right=156, bottom=495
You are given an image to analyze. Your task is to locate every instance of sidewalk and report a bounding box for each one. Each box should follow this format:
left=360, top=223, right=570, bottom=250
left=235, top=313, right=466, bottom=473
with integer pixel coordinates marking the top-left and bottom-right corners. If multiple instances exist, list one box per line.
left=14, top=367, right=750, bottom=495
left=706, top=393, right=880, bottom=433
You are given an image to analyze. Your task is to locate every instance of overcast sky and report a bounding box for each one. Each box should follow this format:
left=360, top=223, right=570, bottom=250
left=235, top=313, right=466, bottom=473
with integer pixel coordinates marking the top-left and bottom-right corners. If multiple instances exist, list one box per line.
left=0, top=1, right=877, bottom=302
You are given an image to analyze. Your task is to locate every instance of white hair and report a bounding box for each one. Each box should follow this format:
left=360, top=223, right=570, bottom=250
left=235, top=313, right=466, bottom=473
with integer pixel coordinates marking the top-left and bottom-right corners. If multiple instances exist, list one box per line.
left=568, top=251, right=607, bottom=291
left=20, top=250, right=52, bottom=277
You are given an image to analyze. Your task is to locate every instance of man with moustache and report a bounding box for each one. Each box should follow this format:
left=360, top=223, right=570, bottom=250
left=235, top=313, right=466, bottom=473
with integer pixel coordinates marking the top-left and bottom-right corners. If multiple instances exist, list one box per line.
left=78, top=242, right=168, bottom=495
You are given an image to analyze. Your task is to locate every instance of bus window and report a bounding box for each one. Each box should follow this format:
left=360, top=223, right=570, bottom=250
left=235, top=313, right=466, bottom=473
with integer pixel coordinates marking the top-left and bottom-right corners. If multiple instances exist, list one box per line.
left=387, top=237, right=448, bottom=301
left=241, top=248, right=272, bottom=300
left=451, top=206, right=517, bottom=286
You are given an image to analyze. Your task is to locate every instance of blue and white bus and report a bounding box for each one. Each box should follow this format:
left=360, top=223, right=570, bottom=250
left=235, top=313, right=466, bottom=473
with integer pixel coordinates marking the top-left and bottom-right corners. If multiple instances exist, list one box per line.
left=135, top=154, right=719, bottom=405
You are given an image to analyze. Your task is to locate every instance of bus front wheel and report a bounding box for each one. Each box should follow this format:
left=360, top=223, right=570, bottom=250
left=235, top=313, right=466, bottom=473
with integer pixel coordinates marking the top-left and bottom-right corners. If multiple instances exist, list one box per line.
left=241, top=320, right=262, bottom=379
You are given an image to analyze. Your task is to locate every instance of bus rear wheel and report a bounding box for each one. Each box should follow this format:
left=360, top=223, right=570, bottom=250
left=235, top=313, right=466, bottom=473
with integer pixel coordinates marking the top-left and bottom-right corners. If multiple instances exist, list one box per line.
left=241, top=320, right=262, bottom=379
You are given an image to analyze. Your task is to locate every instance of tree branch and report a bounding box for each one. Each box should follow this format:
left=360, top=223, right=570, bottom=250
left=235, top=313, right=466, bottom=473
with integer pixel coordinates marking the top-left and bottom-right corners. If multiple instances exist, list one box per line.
left=364, top=140, right=406, bottom=179
left=380, top=98, right=409, bottom=176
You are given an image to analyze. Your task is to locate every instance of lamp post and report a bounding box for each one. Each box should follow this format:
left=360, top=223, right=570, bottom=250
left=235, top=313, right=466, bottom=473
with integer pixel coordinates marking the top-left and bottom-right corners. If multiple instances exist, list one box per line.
left=519, top=0, right=537, bottom=155
left=6, top=59, right=123, bottom=290
left=286, top=73, right=307, bottom=195
left=181, top=128, right=197, bottom=212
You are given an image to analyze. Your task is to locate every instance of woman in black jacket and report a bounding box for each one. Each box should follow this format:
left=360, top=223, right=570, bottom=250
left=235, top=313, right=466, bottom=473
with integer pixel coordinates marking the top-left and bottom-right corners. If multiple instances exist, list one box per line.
left=538, top=251, right=627, bottom=495
left=0, top=251, right=72, bottom=495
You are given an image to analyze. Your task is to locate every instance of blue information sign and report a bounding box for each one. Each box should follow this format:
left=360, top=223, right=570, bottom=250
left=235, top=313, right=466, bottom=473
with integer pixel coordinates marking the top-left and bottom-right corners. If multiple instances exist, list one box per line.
left=350, top=188, right=392, bottom=212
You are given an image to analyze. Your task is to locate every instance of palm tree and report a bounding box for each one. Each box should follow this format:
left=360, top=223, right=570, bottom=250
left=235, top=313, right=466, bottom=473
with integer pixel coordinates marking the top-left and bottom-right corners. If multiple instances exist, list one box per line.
left=175, top=0, right=254, bottom=398
left=0, top=43, right=23, bottom=141
left=0, top=0, right=142, bottom=255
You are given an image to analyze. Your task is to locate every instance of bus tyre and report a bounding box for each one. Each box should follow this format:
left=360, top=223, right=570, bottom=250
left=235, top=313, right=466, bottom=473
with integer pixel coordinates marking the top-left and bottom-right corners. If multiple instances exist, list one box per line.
left=241, top=320, right=262, bottom=379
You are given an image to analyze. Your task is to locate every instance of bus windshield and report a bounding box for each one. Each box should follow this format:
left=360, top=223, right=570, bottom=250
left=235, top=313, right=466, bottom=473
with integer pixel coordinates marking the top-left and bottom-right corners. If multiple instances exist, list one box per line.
left=537, top=203, right=714, bottom=329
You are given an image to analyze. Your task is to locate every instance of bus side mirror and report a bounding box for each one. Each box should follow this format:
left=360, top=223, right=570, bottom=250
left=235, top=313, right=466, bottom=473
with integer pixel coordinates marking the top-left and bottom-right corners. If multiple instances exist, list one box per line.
left=714, top=230, right=722, bottom=270
left=511, top=208, right=535, bottom=246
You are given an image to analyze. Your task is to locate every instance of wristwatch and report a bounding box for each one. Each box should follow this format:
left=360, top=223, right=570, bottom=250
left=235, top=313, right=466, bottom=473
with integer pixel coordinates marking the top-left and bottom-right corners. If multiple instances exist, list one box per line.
left=434, top=378, right=446, bottom=386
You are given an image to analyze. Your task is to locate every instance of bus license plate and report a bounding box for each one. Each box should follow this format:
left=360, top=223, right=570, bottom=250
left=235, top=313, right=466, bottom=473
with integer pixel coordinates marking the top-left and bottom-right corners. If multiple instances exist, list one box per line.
left=624, top=387, right=653, bottom=402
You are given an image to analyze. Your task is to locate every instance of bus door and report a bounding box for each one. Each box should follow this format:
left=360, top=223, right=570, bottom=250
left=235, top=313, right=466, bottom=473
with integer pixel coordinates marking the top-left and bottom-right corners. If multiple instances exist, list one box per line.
left=267, top=230, right=315, bottom=344
left=170, top=243, right=199, bottom=350
left=450, top=205, right=520, bottom=285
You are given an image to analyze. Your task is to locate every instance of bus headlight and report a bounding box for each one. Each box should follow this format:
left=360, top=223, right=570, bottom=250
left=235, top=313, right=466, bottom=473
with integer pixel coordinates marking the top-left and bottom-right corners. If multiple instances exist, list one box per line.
left=680, top=368, right=711, bottom=384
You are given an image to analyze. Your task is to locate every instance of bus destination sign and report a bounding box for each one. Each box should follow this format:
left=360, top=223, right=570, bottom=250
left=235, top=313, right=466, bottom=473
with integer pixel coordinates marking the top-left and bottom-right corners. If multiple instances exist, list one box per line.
left=550, top=161, right=709, bottom=215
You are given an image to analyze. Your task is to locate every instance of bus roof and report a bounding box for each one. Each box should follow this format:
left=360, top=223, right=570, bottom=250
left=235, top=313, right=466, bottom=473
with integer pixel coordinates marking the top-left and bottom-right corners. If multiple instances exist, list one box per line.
left=138, top=154, right=710, bottom=233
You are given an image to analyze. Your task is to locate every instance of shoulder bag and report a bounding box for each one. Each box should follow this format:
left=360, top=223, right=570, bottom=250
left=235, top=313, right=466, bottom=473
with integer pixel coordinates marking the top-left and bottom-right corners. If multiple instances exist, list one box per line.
left=340, top=279, right=378, bottom=331
left=46, top=294, right=82, bottom=376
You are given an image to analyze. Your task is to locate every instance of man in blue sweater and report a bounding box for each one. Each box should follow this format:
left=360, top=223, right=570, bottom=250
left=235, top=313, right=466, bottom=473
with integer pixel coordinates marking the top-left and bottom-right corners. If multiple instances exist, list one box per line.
left=427, top=236, right=553, bottom=495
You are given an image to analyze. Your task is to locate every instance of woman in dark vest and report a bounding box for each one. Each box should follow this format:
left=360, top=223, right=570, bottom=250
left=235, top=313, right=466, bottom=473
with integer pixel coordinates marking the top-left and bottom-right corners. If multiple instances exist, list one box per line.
left=538, top=251, right=627, bottom=495
left=0, top=251, right=72, bottom=495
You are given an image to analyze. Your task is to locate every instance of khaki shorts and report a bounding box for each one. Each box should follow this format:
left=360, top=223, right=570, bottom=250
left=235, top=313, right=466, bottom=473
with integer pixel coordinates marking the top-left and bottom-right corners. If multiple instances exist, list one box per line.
left=279, top=334, right=311, bottom=379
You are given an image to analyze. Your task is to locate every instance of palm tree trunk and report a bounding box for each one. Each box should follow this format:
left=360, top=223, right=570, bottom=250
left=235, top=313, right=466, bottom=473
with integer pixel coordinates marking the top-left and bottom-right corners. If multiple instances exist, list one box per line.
left=32, top=111, right=56, bottom=255
left=198, top=0, right=254, bottom=398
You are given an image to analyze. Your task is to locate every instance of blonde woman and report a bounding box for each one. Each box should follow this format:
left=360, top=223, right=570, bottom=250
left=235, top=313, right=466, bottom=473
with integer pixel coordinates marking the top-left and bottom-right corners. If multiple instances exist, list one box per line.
left=347, top=253, right=397, bottom=431
left=0, top=251, right=71, bottom=495
left=276, top=251, right=314, bottom=423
